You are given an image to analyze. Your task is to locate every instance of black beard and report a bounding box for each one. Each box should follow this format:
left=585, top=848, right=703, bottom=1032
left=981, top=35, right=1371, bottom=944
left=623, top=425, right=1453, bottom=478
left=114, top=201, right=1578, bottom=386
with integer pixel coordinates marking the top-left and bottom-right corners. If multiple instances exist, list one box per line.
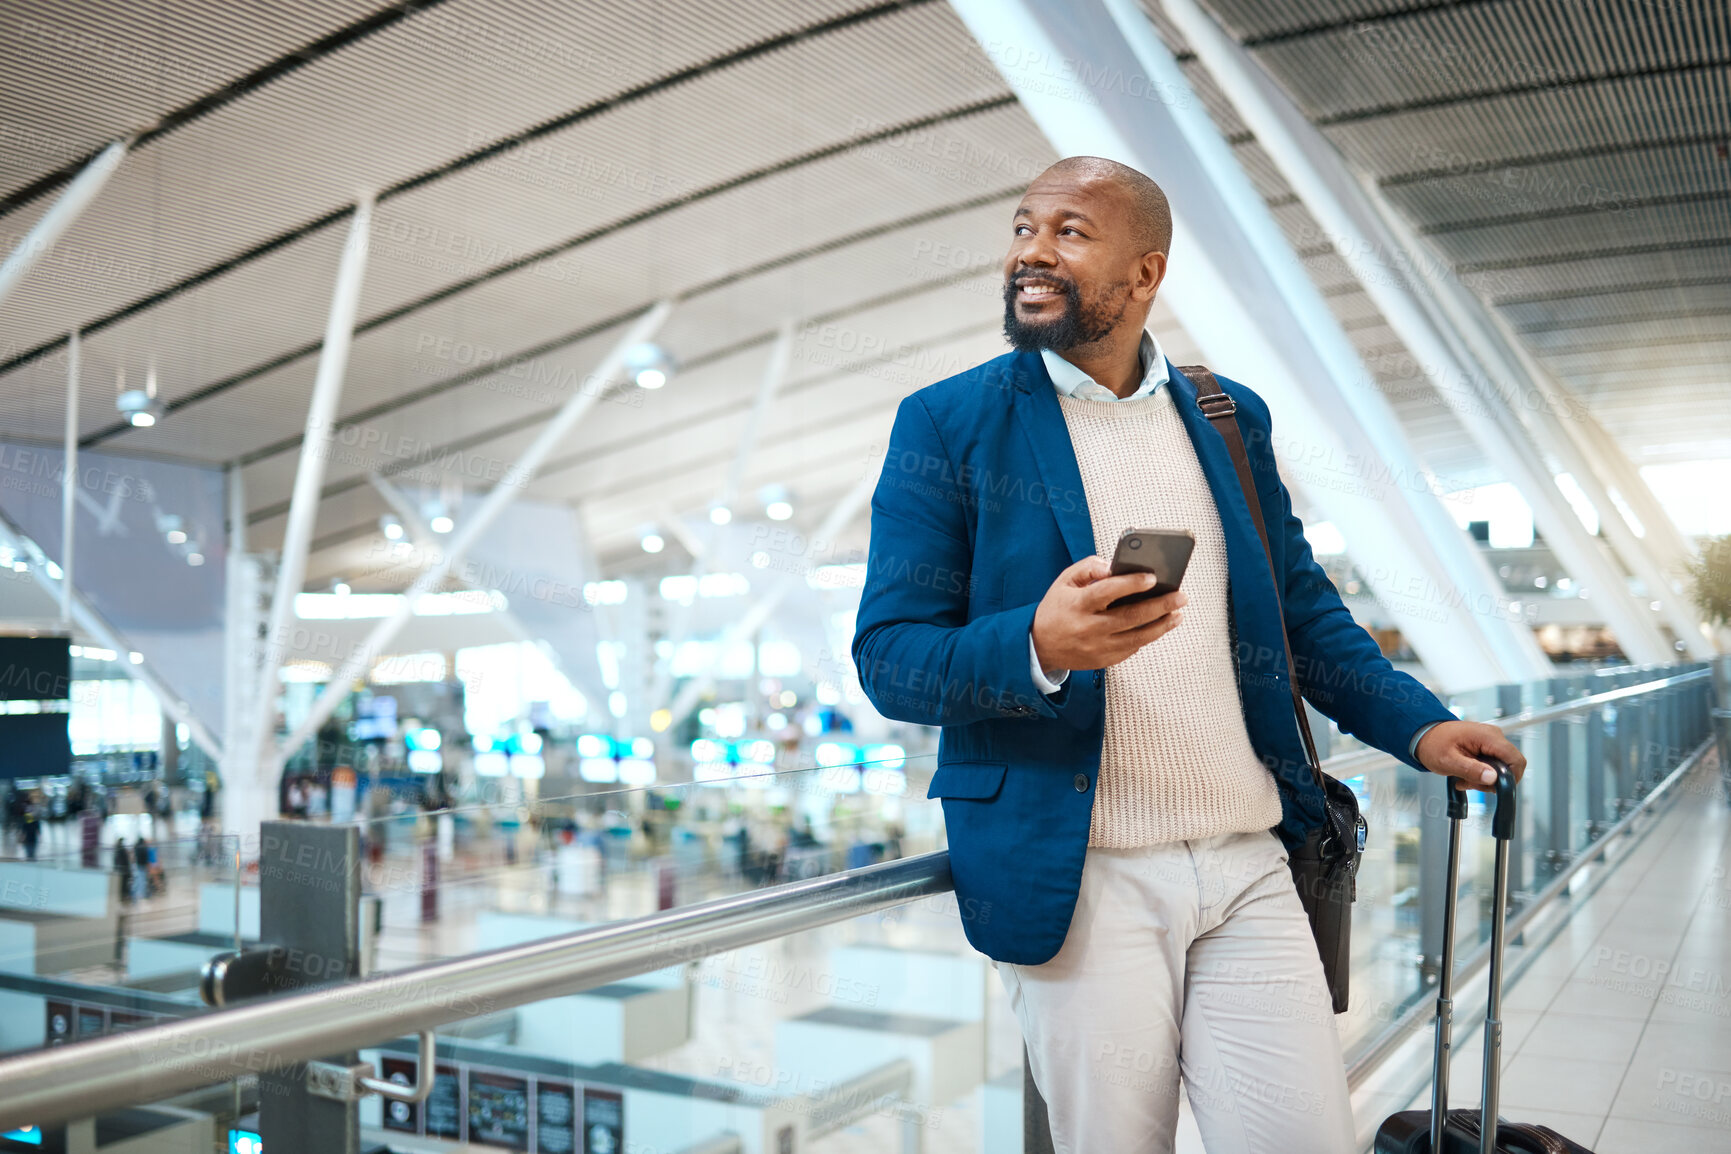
left=1002, top=273, right=1128, bottom=352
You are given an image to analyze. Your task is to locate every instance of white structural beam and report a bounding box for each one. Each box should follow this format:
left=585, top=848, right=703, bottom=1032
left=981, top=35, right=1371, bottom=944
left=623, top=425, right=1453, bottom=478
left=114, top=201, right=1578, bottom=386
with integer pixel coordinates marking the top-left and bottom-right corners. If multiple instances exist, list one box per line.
left=570, top=502, right=627, bottom=717
left=60, top=331, right=79, bottom=626
left=655, top=507, right=708, bottom=561
left=0, top=509, right=221, bottom=762
left=252, top=193, right=376, bottom=764
left=367, top=471, right=438, bottom=546
left=950, top=0, right=1551, bottom=689
left=720, top=320, right=796, bottom=513
left=219, top=464, right=269, bottom=841
left=653, top=322, right=797, bottom=713
left=666, top=465, right=878, bottom=727
left=272, top=300, right=674, bottom=769
left=1161, top=0, right=1682, bottom=664
left=0, top=140, right=128, bottom=310
left=1370, top=201, right=1705, bottom=658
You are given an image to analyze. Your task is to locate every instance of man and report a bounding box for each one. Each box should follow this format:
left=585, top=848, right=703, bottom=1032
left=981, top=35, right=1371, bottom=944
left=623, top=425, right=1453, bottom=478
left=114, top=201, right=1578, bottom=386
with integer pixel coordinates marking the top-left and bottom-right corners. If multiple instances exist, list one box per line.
left=852, top=157, right=1527, bottom=1153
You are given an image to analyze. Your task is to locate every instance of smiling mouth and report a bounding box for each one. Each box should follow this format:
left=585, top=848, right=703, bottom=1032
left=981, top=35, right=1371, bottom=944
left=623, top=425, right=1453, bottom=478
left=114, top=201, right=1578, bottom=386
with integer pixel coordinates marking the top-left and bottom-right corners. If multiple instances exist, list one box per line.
left=1015, top=279, right=1066, bottom=303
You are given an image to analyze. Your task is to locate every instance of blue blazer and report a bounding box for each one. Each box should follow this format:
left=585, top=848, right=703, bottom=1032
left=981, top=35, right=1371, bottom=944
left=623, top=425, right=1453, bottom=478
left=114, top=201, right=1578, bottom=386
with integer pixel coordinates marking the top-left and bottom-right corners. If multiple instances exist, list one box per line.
left=852, top=351, right=1455, bottom=965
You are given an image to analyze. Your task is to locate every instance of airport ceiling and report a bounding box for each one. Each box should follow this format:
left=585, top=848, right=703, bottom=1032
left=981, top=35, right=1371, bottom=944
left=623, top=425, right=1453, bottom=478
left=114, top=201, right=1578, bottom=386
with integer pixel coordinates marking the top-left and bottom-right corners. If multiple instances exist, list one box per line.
left=0, top=0, right=1724, bottom=594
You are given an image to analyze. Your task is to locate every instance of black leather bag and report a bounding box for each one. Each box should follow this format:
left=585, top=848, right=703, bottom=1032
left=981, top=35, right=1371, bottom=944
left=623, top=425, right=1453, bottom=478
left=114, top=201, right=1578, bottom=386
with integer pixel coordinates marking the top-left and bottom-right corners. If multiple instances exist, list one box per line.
left=1183, top=365, right=1364, bottom=1014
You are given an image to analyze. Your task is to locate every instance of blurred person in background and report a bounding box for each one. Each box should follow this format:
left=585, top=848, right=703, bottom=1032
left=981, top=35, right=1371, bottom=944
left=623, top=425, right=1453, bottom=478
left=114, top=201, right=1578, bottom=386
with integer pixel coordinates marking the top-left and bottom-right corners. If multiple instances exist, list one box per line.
left=19, top=791, right=41, bottom=861
left=132, top=837, right=154, bottom=901
left=2, top=784, right=21, bottom=857
left=113, top=838, right=134, bottom=905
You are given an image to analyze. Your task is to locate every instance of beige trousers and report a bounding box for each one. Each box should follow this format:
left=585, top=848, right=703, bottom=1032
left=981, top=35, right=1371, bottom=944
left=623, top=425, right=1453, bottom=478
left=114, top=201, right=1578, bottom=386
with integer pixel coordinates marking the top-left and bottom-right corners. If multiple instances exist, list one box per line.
left=997, top=829, right=1356, bottom=1154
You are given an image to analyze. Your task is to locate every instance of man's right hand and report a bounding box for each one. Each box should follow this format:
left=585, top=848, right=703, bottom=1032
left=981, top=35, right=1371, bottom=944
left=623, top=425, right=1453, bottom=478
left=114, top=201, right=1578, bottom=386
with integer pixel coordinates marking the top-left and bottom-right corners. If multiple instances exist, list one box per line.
left=1030, top=555, right=1186, bottom=673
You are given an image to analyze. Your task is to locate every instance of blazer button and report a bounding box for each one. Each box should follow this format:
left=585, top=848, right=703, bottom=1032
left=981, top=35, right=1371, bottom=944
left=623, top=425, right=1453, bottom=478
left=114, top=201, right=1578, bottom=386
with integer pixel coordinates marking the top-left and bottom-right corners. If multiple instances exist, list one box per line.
left=1073, top=773, right=1089, bottom=792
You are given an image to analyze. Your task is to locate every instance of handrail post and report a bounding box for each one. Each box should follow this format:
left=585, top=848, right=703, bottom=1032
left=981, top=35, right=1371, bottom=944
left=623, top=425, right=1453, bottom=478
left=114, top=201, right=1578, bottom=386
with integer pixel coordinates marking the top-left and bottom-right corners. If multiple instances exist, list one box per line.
left=1023, top=1046, right=1055, bottom=1154
left=258, top=821, right=364, bottom=1154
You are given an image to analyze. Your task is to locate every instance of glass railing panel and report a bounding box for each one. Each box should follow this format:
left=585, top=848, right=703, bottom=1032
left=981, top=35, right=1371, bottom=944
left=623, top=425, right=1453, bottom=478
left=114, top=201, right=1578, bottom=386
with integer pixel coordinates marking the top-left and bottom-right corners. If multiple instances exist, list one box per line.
left=0, top=667, right=1713, bottom=1152
left=343, top=753, right=942, bottom=979
left=0, top=833, right=242, bottom=1054
left=1340, top=664, right=1711, bottom=1067
left=354, top=845, right=991, bottom=1154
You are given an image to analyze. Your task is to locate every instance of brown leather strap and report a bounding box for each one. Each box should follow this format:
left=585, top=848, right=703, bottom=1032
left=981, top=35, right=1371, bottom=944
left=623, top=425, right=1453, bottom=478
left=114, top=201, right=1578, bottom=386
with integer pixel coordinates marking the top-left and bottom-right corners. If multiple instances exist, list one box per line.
left=1180, top=364, right=1324, bottom=785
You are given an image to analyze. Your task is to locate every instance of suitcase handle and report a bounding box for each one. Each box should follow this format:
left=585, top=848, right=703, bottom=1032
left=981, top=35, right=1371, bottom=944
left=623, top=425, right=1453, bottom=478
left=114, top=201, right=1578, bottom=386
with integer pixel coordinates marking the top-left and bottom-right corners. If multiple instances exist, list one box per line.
left=1430, top=760, right=1518, bottom=1154
left=1490, top=761, right=1518, bottom=841
left=1480, top=760, right=1516, bottom=1154
left=1430, top=779, right=1468, bottom=1151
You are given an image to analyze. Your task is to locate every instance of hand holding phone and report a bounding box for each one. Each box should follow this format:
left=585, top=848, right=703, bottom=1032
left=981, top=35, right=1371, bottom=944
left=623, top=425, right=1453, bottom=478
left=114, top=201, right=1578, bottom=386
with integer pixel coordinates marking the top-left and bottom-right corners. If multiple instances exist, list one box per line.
left=1106, top=528, right=1195, bottom=609
left=1029, top=532, right=1194, bottom=672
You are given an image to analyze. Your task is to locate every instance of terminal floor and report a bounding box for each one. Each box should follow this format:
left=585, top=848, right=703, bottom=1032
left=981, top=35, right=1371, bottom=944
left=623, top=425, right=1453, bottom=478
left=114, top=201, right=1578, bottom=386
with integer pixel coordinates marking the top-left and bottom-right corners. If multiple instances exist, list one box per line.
left=1382, top=751, right=1731, bottom=1154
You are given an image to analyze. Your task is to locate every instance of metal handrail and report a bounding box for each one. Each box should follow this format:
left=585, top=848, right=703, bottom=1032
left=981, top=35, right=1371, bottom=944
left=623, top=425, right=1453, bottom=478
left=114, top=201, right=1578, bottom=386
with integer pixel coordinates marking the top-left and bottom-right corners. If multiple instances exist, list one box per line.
left=1492, top=666, right=1707, bottom=731
left=0, top=668, right=1706, bottom=1132
left=0, top=851, right=952, bottom=1131
left=1315, top=667, right=1709, bottom=782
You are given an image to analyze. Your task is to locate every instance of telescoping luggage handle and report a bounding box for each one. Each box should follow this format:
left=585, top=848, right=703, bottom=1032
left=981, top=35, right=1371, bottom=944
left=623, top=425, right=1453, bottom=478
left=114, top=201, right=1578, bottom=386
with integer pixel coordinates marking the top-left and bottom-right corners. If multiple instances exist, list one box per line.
left=1431, top=760, right=1518, bottom=1154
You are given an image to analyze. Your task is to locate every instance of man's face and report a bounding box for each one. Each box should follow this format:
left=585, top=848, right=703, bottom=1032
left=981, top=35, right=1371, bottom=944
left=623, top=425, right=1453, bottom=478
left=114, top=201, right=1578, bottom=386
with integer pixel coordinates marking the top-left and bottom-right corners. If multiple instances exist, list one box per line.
left=1001, top=172, right=1159, bottom=353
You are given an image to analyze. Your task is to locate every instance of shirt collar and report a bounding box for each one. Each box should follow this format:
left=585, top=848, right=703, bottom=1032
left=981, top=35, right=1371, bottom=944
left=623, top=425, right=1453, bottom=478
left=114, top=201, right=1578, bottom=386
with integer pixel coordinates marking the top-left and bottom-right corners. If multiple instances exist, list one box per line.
left=1040, top=330, right=1170, bottom=402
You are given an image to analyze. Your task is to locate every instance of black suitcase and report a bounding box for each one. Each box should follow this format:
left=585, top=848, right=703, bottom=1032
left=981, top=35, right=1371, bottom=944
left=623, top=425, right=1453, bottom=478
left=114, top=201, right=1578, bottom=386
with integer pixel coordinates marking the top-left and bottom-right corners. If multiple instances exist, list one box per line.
left=1375, top=763, right=1595, bottom=1153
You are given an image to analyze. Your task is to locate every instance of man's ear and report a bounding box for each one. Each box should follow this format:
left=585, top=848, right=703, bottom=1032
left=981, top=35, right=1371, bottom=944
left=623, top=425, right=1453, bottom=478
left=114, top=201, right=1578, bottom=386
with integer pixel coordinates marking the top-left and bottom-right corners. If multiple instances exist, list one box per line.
left=1137, top=250, right=1168, bottom=302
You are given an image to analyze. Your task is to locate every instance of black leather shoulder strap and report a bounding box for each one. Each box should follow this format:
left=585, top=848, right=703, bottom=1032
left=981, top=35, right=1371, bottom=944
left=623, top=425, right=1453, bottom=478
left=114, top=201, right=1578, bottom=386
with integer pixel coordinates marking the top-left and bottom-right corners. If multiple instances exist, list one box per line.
left=1179, top=364, right=1323, bottom=781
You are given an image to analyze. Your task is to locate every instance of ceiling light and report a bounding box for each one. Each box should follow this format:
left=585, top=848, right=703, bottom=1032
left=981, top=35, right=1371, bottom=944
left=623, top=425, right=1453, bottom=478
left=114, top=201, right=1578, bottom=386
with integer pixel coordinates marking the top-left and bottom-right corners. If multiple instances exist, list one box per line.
left=332, top=580, right=351, bottom=596
left=623, top=342, right=675, bottom=389
left=639, top=525, right=665, bottom=553
left=187, top=553, right=204, bottom=566
left=759, top=484, right=793, bottom=521
left=380, top=515, right=405, bottom=541
left=709, top=504, right=732, bottom=525
left=116, top=367, right=164, bottom=428
left=429, top=515, right=455, bottom=534
left=166, top=529, right=186, bottom=545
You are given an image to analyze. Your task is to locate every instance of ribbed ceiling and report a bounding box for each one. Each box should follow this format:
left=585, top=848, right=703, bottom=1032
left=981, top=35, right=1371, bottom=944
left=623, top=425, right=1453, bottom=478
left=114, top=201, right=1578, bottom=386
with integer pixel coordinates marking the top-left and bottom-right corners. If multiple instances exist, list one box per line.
left=2, top=0, right=1721, bottom=597
left=1183, top=0, right=1731, bottom=478
left=0, top=0, right=1056, bottom=586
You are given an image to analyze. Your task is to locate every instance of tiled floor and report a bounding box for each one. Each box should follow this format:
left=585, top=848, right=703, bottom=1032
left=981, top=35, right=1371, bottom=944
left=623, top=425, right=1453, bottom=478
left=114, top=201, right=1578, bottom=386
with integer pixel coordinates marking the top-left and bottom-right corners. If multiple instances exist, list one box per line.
left=1394, top=753, right=1731, bottom=1153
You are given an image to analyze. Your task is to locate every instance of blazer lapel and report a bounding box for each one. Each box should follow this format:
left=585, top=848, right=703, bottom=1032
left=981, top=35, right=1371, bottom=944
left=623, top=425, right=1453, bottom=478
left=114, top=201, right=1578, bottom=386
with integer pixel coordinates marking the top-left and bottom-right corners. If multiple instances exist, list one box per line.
left=1008, top=351, right=1097, bottom=563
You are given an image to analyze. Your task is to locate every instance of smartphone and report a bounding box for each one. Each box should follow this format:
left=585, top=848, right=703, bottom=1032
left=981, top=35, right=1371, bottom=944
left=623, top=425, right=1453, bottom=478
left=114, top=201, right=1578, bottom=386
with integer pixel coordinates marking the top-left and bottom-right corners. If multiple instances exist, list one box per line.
left=1107, top=528, right=1195, bottom=608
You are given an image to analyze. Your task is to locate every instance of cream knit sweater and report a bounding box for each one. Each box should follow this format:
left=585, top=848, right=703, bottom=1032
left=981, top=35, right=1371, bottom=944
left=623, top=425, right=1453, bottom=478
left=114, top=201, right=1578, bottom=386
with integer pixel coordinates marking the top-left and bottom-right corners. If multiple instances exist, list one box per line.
left=1057, top=389, right=1284, bottom=848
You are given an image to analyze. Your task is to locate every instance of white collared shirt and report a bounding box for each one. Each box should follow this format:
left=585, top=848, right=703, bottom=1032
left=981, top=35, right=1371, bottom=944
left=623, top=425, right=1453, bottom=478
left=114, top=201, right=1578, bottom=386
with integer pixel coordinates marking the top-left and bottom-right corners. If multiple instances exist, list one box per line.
left=1038, top=330, right=1169, bottom=403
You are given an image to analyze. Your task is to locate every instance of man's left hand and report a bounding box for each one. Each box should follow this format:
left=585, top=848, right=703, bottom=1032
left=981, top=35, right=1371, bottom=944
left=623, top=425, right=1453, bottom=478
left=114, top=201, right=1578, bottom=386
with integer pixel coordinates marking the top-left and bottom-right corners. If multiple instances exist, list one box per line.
left=1414, top=720, right=1526, bottom=792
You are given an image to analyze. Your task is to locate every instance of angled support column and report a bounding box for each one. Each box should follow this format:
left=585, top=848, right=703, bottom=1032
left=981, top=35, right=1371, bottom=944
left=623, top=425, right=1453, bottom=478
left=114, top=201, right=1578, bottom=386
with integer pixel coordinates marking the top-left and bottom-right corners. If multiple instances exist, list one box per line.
left=951, top=0, right=1547, bottom=689
left=272, top=301, right=674, bottom=769
left=60, top=331, right=79, bottom=626
left=654, top=321, right=796, bottom=712
left=0, top=140, right=128, bottom=308
left=666, top=465, right=878, bottom=727
left=1367, top=199, right=1701, bottom=660
left=367, top=471, right=439, bottom=548
left=253, top=192, right=375, bottom=766
left=654, top=506, right=709, bottom=561
left=1161, top=0, right=1677, bottom=666
left=220, top=462, right=269, bottom=841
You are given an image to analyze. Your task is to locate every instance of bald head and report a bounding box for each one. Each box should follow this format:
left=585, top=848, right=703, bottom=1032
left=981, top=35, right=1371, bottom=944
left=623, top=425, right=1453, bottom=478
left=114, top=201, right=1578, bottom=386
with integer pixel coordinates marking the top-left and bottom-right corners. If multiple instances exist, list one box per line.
left=1038, top=156, right=1172, bottom=256
left=1002, top=157, right=1173, bottom=357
